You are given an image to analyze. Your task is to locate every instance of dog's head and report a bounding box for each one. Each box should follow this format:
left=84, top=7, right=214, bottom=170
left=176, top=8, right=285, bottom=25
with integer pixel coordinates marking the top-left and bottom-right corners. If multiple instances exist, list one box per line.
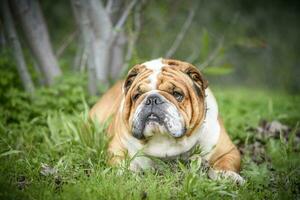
left=121, top=58, right=208, bottom=140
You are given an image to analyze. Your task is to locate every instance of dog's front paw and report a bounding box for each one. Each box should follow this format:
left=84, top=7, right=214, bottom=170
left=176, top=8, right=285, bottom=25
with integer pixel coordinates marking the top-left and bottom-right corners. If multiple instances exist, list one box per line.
left=208, top=169, right=245, bottom=185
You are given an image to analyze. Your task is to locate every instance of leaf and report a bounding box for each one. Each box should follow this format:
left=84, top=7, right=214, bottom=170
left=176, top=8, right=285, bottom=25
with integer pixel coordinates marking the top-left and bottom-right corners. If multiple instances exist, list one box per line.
left=200, top=29, right=210, bottom=60
left=203, top=63, right=234, bottom=75
left=0, top=149, right=22, bottom=157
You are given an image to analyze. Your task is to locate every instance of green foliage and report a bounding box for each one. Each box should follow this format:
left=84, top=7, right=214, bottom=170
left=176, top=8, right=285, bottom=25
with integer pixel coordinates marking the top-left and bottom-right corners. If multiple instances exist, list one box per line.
left=200, top=29, right=210, bottom=61
left=203, top=63, right=234, bottom=76
left=0, top=55, right=94, bottom=128
left=0, top=51, right=23, bottom=92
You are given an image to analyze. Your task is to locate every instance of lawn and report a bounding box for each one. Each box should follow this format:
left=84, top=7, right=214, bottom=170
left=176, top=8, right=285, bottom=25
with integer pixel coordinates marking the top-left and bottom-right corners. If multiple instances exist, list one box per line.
left=0, top=78, right=299, bottom=199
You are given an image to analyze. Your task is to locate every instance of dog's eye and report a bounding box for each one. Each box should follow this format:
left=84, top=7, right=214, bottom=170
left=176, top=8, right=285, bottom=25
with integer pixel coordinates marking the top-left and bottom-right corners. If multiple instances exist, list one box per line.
left=173, top=91, right=184, bottom=102
left=132, top=93, right=141, bottom=101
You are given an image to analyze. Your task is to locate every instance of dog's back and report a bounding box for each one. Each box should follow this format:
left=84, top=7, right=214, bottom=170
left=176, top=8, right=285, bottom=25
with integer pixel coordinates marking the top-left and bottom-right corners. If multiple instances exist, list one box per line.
left=89, top=80, right=123, bottom=124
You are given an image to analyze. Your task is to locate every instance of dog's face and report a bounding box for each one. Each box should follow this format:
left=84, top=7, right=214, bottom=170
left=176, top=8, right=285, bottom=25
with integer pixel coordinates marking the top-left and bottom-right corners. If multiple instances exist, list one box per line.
left=121, top=59, right=208, bottom=140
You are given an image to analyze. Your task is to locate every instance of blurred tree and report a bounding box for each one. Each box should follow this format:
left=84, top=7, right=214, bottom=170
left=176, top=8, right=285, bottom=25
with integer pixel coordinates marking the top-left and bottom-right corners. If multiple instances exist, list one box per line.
left=71, top=0, right=139, bottom=95
left=10, top=0, right=61, bottom=86
left=0, top=22, right=6, bottom=49
left=165, top=4, right=197, bottom=58
left=0, top=0, right=35, bottom=94
left=1, top=0, right=299, bottom=93
left=106, top=0, right=126, bottom=80
left=71, top=0, right=112, bottom=95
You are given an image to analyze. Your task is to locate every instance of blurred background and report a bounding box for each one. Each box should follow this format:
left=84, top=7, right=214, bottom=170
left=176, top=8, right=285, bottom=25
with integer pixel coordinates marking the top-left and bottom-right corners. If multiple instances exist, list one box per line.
left=1, top=0, right=300, bottom=96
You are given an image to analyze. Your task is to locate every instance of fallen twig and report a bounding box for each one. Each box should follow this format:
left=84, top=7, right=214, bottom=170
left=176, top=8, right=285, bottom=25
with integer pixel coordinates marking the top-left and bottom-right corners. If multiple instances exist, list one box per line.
left=198, top=37, right=224, bottom=70
left=114, top=0, right=139, bottom=31
left=56, top=30, right=77, bottom=58
left=165, top=4, right=198, bottom=58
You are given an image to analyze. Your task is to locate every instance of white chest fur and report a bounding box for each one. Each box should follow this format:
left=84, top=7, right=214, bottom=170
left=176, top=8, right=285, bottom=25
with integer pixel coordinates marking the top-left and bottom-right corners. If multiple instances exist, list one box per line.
left=121, top=88, right=220, bottom=170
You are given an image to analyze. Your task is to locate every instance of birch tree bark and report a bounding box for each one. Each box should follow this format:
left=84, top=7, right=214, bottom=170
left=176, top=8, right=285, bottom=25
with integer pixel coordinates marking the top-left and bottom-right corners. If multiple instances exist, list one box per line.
left=108, top=32, right=126, bottom=79
left=86, top=0, right=112, bottom=83
left=106, top=0, right=126, bottom=80
left=10, top=0, right=61, bottom=86
left=71, top=0, right=140, bottom=95
left=71, top=0, right=113, bottom=95
left=108, top=0, right=139, bottom=79
left=1, top=0, right=35, bottom=94
left=0, top=21, right=6, bottom=49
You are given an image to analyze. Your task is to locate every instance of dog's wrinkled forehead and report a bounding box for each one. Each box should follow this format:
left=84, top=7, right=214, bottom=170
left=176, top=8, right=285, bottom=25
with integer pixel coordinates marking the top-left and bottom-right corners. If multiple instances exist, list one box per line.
left=142, top=58, right=165, bottom=89
left=123, top=58, right=208, bottom=95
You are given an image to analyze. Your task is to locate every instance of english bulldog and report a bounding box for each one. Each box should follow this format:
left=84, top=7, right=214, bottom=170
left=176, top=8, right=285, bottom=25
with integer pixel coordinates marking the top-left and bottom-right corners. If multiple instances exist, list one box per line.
left=89, top=58, right=244, bottom=184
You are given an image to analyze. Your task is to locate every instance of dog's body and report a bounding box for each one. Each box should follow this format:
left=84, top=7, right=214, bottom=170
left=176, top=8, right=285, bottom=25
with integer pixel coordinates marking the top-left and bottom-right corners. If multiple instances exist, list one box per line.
left=90, top=58, right=244, bottom=183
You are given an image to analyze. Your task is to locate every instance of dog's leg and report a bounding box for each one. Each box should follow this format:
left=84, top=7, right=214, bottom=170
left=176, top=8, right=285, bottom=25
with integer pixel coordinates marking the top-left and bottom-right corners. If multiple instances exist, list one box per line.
left=108, top=135, right=154, bottom=172
left=208, top=147, right=245, bottom=185
left=208, top=118, right=245, bottom=185
left=107, top=135, right=127, bottom=166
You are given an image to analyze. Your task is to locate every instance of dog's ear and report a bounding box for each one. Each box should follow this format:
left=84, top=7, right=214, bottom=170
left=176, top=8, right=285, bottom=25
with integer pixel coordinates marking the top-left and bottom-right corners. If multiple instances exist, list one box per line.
left=123, top=66, right=140, bottom=95
left=185, top=66, right=208, bottom=94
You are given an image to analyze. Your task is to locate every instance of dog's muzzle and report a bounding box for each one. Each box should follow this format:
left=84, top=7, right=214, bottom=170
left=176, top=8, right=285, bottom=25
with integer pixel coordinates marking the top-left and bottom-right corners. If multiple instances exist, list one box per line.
left=132, top=93, right=186, bottom=140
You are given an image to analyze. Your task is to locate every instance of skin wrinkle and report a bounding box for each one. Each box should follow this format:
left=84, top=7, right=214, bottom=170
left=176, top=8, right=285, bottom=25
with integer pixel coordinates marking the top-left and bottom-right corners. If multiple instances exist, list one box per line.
left=162, top=67, right=205, bottom=100
left=160, top=69, right=193, bottom=119
left=132, top=94, right=185, bottom=139
left=160, top=66, right=206, bottom=136
left=156, top=91, right=190, bottom=131
left=163, top=66, right=206, bottom=96
left=160, top=80, right=192, bottom=132
left=123, top=66, right=151, bottom=127
left=124, top=65, right=143, bottom=93
left=158, top=83, right=189, bottom=128
left=124, top=60, right=206, bottom=139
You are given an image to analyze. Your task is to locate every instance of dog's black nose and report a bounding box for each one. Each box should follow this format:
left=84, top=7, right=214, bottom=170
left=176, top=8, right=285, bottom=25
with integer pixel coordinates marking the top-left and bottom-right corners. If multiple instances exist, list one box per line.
left=145, top=94, right=164, bottom=105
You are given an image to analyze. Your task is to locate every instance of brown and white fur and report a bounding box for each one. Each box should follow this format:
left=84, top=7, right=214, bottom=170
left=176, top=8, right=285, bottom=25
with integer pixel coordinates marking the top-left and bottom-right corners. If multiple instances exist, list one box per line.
left=89, top=58, right=244, bottom=184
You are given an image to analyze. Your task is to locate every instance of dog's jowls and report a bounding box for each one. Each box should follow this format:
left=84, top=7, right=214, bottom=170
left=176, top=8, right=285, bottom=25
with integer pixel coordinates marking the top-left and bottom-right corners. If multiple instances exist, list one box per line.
left=89, top=58, right=244, bottom=184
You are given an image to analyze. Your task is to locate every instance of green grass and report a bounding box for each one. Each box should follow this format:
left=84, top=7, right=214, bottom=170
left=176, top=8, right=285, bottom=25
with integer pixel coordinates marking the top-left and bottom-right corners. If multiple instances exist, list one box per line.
left=0, top=84, right=299, bottom=199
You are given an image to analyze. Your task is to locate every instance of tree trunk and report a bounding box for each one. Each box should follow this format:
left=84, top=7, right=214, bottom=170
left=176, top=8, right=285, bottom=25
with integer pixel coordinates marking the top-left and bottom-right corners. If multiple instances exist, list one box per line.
left=108, top=32, right=126, bottom=80
left=71, top=0, right=97, bottom=95
left=105, top=0, right=126, bottom=80
left=1, top=0, right=35, bottom=94
left=86, top=0, right=112, bottom=83
left=71, top=0, right=140, bottom=94
left=0, top=21, right=6, bottom=49
left=71, top=0, right=113, bottom=95
left=10, top=0, right=61, bottom=86
left=32, top=58, right=45, bottom=85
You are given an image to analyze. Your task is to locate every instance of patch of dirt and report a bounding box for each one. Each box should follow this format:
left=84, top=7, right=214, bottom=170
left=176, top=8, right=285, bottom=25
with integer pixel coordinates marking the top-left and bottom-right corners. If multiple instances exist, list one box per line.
left=40, top=163, right=63, bottom=191
left=240, top=120, right=299, bottom=163
left=254, top=120, right=290, bottom=140
left=16, top=175, right=29, bottom=190
left=239, top=141, right=267, bottom=164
